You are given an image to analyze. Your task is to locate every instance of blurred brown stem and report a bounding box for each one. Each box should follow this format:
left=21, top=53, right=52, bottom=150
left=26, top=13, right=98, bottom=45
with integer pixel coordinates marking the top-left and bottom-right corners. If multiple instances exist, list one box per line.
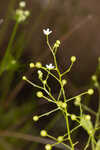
left=0, top=130, right=66, bottom=149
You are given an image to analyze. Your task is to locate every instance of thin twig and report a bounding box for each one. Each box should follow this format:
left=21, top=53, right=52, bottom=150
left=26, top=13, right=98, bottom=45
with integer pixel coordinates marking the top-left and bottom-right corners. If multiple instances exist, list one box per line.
left=0, top=130, right=66, bottom=149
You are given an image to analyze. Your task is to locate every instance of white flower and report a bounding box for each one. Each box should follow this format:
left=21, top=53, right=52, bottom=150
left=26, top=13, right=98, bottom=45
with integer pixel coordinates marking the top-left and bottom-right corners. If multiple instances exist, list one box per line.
left=43, top=28, right=52, bottom=35
left=46, top=63, right=55, bottom=69
left=19, top=1, right=26, bottom=8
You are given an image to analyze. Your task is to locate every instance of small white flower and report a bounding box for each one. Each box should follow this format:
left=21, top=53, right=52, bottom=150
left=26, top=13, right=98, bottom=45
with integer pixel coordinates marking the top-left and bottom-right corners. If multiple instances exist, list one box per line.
left=43, top=28, right=52, bottom=35
left=19, top=1, right=26, bottom=8
left=46, top=63, right=55, bottom=69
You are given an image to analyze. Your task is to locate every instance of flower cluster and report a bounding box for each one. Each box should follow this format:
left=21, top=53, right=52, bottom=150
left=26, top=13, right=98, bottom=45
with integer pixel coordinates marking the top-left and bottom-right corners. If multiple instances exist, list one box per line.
left=14, top=1, right=30, bottom=23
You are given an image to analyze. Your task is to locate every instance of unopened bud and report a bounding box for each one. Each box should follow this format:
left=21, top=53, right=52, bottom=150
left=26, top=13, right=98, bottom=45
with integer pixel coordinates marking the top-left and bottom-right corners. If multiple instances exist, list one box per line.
left=71, top=56, right=76, bottom=62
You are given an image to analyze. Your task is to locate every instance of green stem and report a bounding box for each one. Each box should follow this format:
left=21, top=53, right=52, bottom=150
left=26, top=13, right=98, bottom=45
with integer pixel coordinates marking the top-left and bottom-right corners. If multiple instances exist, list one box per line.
left=46, top=34, right=74, bottom=149
left=25, top=77, right=57, bottom=102
left=66, top=91, right=88, bottom=103
left=0, top=21, right=19, bottom=75
left=41, top=67, right=59, bottom=83
left=65, top=109, right=74, bottom=150
left=57, top=89, right=62, bottom=100
left=91, top=136, right=95, bottom=150
left=61, top=62, right=74, bottom=77
left=84, top=136, right=90, bottom=150
left=6, top=22, right=19, bottom=54
left=52, top=52, right=67, bottom=101
left=39, top=107, right=59, bottom=118
left=95, top=86, right=100, bottom=129
left=64, top=124, right=81, bottom=137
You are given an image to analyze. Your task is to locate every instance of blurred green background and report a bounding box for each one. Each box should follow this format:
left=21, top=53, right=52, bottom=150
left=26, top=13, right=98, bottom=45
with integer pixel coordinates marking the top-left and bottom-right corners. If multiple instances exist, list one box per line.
left=0, top=0, right=100, bottom=150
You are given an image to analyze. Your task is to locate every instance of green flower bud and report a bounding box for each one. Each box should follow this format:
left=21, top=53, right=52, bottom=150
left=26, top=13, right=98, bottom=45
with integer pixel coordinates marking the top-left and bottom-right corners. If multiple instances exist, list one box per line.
left=22, top=76, right=27, bottom=80
left=88, top=89, right=94, bottom=95
left=56, top=40, right=60, bottom=45
left=29, top=63, right=35, bottom=68
left=40, top=130, right=47, bottom=137
left=38, top=70, right=43, bottom=79
left=91, top=75, right=97, bottom=81
left=71, top=56, right=76, bottom=62
left=33, top=116, right=39, bottom=121
left=36, top=91, right=43, bottom=98
left=36, top=62, right=42, bottom=68
left=74, top=96, right=81, bottom=106
left=45, top=144, right=52, bottom=150
left=71, top=114, right=77, bottom=120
